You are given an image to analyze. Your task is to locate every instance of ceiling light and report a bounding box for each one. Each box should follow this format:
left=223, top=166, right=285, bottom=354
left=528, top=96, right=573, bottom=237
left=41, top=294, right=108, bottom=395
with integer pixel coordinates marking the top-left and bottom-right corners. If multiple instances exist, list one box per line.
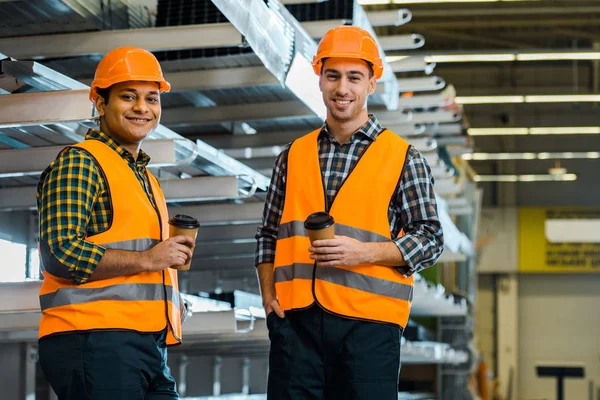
left=529, top=127, right=600, bottom=135
left=462, top=152, right=600, bottom=161
left=423, top=54, right=516, bottom=63
left=467, top=128, right=528, bottom=136
left=455, top=94, right=600, bottom=104
left=456, top=96, right=524, bottom=104
left=517, top=52, right=600, bottom=61
left=407, top=52, right=600, bottom=64
left=467, top=127, right=600, bottom=136
left=474, top=174, right=577, bottom=182
left=525, top=95, right=600, bottom=103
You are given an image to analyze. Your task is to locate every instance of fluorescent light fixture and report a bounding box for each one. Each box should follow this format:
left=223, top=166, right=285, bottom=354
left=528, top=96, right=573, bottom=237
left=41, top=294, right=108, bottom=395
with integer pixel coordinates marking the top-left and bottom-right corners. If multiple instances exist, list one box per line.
left=359, top=0, right=541, bottom=4
left=474, top=174, right=577, bottom=182
left=463, top=152, right=600, bottom=161
left=529, top=127, right=600, bottom=135
left=456, top=96, right=524, bottom=104
left=467, top=128, right=529, bottom=136
left=468, top=127, right=600, bottom=136
left=456, top=94, right=600, bottom=105
left=406, top=52, right=600, bottom=64
left=517, top=52, right=600, bottom=61
left=424, top=54, right=516, bottom=63
left=525, top=95, right=600, bottom=103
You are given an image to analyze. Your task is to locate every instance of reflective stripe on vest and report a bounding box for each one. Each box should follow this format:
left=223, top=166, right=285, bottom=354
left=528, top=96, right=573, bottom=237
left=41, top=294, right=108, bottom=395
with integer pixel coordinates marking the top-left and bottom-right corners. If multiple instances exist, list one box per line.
left=40, top=283, right=180, bottom=311
left=274, top=263, right=413, bottom=302
left=38, top=139, right=183, bottom=345
left=274, top=128, right=414, bottom=328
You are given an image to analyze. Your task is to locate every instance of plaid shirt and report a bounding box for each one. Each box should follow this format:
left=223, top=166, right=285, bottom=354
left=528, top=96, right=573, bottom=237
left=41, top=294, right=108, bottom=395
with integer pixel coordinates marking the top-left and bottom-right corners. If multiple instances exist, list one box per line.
left=36, top=129, right=154, bottom=284
left=255, top=115, right=444, bottom=276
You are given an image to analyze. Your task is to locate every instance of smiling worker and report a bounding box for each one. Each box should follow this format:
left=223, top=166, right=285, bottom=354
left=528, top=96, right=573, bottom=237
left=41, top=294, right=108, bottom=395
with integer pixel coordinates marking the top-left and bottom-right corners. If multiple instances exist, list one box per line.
left=36, top=47, right=193, bottom=399
left=255, top=26, right=444, bottom=399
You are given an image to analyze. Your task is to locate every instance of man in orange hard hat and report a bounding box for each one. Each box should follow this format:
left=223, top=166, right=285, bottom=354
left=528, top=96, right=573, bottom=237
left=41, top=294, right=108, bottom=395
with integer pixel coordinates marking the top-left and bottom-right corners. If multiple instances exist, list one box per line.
left=36, top=46, right=193, bottom=399
left=256, top=26, right=444, bottom=399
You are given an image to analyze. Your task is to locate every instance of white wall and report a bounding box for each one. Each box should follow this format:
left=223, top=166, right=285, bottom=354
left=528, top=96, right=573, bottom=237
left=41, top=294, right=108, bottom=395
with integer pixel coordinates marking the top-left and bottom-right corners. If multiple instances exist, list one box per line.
left=518, top=274, right=600, bottom=400
left=477, top=207, right=519, bottom=273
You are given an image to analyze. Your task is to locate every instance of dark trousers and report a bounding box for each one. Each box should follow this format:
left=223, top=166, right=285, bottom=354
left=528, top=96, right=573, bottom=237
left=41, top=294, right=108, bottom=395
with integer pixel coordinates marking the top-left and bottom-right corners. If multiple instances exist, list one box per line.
left=267, top=305, right=402, bottom=400
left=38, top=329, right=178, bottom=400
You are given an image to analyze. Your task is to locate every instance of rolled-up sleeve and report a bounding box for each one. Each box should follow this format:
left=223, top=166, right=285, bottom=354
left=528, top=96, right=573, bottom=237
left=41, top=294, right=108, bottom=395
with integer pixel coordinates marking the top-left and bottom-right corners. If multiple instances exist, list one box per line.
left=393, top=147, right=444, bottom=276
left=255, top=146, right=289, bottom=267
left=36, top=149, right=106, bottom=284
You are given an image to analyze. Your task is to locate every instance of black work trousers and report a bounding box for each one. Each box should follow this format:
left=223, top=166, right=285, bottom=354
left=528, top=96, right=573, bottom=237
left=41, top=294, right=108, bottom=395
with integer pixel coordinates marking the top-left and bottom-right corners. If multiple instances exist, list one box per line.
left=267, top=304, right=402, bottom=400
left=38, top=329, right=178, bottom=400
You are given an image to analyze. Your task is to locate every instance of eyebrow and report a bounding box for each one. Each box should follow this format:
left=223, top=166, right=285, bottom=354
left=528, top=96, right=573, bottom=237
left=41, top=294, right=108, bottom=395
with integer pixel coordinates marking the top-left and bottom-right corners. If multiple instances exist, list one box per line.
left=323, top=69, right=365, bottom=77
left=121, top=88, right=160, bottom=96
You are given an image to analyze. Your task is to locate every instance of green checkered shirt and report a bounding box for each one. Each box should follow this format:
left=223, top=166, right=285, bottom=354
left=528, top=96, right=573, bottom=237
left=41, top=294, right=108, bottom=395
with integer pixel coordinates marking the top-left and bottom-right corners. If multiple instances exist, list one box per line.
left=36, top=129, right=154, bottom=284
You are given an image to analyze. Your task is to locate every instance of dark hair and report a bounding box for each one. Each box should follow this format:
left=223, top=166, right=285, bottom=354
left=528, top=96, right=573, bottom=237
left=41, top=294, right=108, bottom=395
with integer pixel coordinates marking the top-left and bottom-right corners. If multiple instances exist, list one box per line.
left=96, top=87, right=111, bottom=105
left=320, top=58, right=374, bottom=78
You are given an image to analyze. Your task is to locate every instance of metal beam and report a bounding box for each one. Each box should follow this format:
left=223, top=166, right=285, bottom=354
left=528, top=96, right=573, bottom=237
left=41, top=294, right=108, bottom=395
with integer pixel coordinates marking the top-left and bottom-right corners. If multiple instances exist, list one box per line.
left=0, top=20, right=421, bottom=60
left=378, top=34, right=425, bottom=51
left=0, top=24, right=243, bottom=60
left=366, top=9, right=412, bottom=27
left=0, top=139, right=188, bottom=178
left=2, top=60, right=92, bottom=91
left=388, top=56, right=436, bottom=74
left=1, top=60, right=270, bottom=191
left=397, top=86, right=456, bottom=109
left=161, top=101, right=315, bottom=127
left=79, top=66, right=278, bottom=91
left=280, top=0, right=325, bottom=3
left=378, top=76, right=446, bottom=95
left=0, top=176, right=241, bottom=211
left=0, top=89, right=93, bottom=129
left=410, top=5, right=600, bottom=18
left=429, top=123, right=464, bottom=136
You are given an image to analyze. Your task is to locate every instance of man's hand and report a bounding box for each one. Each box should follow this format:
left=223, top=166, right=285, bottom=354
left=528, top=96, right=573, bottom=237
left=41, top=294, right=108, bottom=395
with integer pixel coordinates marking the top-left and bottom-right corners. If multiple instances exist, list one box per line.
left=263, top=296, right=285, bottom=319
left=257, top=263, right=285, bottom=318
left=309, top=235, right=369, bottom=267
left=142, top=235, right=195, bottom=271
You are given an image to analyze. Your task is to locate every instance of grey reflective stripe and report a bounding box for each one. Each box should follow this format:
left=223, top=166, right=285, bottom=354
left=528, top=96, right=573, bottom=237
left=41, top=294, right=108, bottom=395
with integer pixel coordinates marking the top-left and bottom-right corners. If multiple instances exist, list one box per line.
left=278, top=221, right=306, bottom=240
left=278, top=221, right=389, bottom=243
left=165, top=285, right=181, bottom=312
left=40, top=283, right=179, bottom=311
left=39, top=241, right=71, bottom=279
left=102, top=238, right=161, bottom=251
left=335, top=225, right=390, bottom=243
left=274, top=263, right=314, bottom=283
left=316, top=267, right=413, bottom=302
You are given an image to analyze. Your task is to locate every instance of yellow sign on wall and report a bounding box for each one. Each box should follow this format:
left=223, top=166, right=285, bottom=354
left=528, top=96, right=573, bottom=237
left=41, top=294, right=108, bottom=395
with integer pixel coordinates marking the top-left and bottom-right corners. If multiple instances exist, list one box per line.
left=519, top=207, right=600, bottom=273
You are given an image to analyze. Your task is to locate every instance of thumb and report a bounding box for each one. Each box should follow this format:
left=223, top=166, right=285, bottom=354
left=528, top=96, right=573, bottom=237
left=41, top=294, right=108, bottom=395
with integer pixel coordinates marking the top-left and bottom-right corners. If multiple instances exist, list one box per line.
left=272, top=300, right=285, bottom=318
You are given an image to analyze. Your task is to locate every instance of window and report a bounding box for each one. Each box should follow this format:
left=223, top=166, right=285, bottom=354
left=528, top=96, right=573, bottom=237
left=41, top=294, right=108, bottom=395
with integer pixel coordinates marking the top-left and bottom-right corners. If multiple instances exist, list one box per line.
left=0, top=238, right=27, bottom=282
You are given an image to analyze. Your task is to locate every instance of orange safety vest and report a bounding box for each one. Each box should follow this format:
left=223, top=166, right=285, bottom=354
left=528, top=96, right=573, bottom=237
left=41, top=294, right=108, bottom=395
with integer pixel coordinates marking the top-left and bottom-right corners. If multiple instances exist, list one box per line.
left=38, top=139, right=183, bottom=345
left=274, top=128, right=414, bottom=328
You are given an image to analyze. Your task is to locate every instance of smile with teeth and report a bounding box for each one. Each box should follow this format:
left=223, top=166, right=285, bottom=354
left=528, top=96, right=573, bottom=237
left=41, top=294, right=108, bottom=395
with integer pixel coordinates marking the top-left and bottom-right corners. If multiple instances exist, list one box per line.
left=334, top=99, right=352, bottom=105
left=127, top=117, right=151, bottom=123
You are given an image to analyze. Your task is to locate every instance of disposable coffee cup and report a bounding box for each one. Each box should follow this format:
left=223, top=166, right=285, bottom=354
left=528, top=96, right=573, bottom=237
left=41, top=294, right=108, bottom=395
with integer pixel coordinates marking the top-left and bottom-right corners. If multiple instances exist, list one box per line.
left=304, top=212, right=335, bottom=244
left=168, top=214, right=200, bottom=270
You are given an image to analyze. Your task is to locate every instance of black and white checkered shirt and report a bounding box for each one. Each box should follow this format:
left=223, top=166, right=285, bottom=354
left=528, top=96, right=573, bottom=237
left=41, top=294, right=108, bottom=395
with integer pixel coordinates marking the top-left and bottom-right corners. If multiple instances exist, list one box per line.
left=255, top=114, right=444, bottom=276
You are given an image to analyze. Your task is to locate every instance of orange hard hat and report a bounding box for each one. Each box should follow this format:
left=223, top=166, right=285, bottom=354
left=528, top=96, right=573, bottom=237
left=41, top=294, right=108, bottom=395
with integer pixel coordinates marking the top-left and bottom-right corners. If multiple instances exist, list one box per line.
left=312, top=26, right=383, bottom=79
left=89, top=46, right=171, bottom=102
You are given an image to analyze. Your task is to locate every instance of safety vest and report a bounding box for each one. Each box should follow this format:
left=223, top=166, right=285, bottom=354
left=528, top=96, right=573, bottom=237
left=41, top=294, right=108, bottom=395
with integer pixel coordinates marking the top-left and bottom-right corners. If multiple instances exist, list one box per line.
left=274, top=128, right=414, bottom=328
left=38, top=139, right=183, bottom=345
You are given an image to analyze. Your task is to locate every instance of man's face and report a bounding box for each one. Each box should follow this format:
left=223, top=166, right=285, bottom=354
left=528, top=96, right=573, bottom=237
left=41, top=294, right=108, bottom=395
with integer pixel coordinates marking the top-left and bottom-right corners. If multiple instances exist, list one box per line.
left=96, top=80, right=161, bottom=146
left=318, top=57, right=376, bottom=124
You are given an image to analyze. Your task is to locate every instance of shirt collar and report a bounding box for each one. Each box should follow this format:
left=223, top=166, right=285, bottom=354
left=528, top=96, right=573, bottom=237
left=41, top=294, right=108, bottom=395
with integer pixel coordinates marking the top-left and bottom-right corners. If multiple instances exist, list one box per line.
left=86, top=129, right=151, bottom=167
left=319, top=114, right=383, bottom=143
